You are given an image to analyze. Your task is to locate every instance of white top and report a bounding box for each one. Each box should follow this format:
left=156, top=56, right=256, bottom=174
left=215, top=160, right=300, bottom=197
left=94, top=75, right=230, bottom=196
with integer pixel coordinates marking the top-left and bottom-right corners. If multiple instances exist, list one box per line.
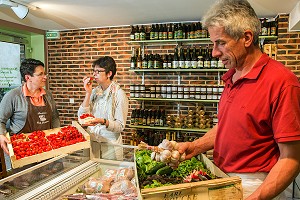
left=78, top=81, right=129, bottom=142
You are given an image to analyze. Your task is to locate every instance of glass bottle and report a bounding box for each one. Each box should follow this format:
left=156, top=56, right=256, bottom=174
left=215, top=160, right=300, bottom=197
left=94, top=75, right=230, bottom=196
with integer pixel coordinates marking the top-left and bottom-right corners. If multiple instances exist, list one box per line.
left=197, top=46, right=204, bottom=69
left=162, top=24, right=168, bottom=40
left=185, top=47, right=191, bottom=69
left=210, top=48, right=218, bottom=69
left=191, top=47, right=198, bottom=69
left=190, top=23, right=195, bottom=39
left=158, top=24, right=163, bottom=40
left=167, top=54, right=173, bottom=69
left=134, top=109, right=140, bottom=126
left=143, top=109, right=148, bottom=126
left=160, top=109, right=166, bottom=127
left=155, top=110, right=161, bottom=126
left=146, top=109, right=152, bottom=126
left=172, top=47, right=179, bottom=69
left=136, top=48, right=142, bottom=69
left=179, top=47, right=185, bottom=69
left=150, top=24, right=155, bottom=40
left=139, top=25, right=146, bottom=41
left=130, top=25, right=135, bottom=41
left=130, top=47, right=136, bottom=69
left=203, top=45, right=211, bottom=69
left=162, top=54, right=168, bottom=69
left=130, top=109, right=136, bottom=125
left=134, top=25, right=140, bottom=41
left=147, top=54, right=154, bottom=69
left=168, top=23, right=173, bottom=40
left=138, top=109, right=144, bottom=125
left=177, top=23, right=183, bottom=39
left=154, top=24, right=159, bottom=40
left=142, top=54, right=148, bottom=69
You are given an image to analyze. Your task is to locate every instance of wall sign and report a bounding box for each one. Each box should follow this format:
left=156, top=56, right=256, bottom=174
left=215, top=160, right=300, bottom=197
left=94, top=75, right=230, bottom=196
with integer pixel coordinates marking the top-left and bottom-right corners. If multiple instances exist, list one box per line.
left=0, top=41, right=21, bottom=88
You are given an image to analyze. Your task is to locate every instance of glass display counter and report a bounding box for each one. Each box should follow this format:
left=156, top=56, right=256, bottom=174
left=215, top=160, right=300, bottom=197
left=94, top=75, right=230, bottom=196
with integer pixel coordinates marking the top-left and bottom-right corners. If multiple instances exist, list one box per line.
left=0, top=140, right=137, bottom=200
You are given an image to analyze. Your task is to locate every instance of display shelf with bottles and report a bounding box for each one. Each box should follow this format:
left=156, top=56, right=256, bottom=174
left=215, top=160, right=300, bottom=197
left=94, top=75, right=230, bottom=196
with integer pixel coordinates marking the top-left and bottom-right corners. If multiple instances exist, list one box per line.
left=128, top=18, right=278, bottom=143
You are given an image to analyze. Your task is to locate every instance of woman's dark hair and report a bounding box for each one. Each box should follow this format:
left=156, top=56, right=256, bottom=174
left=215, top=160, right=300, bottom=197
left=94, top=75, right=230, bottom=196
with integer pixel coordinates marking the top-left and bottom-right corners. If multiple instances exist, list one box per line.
left=92, top=56, right=116, bottom=80
left=20, top=58, right=44, bottom=82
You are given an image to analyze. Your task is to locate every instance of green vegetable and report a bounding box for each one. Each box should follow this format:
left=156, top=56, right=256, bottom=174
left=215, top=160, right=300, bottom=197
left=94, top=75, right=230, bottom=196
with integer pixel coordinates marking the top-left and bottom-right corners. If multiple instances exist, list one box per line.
left=146, top=162, right=166, bottom=175
left=171, top=157, right=209, bottom=179
left=143, top=180, right=172, bottom=189
left=156, top=165, right=173, bottom=175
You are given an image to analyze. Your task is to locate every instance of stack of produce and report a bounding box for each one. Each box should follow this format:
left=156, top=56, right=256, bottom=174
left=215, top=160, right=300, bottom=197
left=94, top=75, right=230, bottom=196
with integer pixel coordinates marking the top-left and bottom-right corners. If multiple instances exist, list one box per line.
left=136, top=139, right=218, bottom=189
left=62, top=167, right=138, bottom=199
left=10, top=126, right=86, bottom=160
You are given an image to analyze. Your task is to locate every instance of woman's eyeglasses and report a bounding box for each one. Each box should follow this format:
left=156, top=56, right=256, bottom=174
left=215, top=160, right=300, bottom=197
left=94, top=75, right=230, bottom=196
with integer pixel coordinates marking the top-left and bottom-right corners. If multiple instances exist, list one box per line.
left=93, top=69, right=106, bottom=74
left=33, top=72, right=47, bottom=77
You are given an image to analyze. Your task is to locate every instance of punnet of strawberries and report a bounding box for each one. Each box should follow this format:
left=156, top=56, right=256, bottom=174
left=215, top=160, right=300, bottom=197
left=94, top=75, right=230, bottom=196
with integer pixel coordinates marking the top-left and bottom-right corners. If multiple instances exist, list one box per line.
left=10, top=126, right=86, bottom=160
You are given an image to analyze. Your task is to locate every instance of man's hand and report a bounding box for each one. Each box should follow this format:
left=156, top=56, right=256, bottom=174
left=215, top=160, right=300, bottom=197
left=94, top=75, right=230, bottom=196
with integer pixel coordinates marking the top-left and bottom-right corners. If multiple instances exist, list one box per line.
left=177, top=141, right=197, bottom=160
left=0, top=134, right=10, bottom=155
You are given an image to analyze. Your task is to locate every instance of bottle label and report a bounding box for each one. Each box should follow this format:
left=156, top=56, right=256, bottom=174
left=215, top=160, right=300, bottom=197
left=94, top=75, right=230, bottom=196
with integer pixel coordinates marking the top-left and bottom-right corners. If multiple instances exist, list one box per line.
left=179, top=61, right=185, bottom=69
left=130, top=34, right=135, bottom=40
left=204, top=61, right=211, bottom=68
left=163, top=63, right=168, bottom=69
left=140, top=33, right=146, bottom=40
left=217, top=61, right=224, bottom=69
left=135, top=33, right=140, bottom=41
left=191, top=61, right=198, bottom=69
left=211, top=61, right=217, bottom=69
left=197, top=60, right=204, bottom=68
left=168, top=32, right=173, bottom=39
left=142, top=61, right=148, bottom=69
left=261, top=27, right=268, bottom=36
left=185, top=61, right=191, bottom=69
left=150, top=32, right=155, bottom=40
left=172, top=61, right=179, bottom=68
left=130, top=62, right=136, bottom=69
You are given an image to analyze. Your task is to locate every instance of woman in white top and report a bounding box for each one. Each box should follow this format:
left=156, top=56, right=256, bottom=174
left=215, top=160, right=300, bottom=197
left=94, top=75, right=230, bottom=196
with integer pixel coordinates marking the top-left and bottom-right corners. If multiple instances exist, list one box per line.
left=78, top=56, right=128, bottom=160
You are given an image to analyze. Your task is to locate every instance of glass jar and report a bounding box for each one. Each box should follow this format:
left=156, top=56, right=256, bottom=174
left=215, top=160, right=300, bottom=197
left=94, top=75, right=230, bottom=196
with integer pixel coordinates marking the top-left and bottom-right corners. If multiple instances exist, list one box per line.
left=183, top=85, right=190, bottom=99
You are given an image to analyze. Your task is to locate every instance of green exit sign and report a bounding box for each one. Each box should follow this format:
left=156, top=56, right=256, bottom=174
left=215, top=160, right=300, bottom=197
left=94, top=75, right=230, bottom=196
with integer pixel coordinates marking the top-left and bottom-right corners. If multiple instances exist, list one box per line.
left=46, top=31, right=60, bottom=39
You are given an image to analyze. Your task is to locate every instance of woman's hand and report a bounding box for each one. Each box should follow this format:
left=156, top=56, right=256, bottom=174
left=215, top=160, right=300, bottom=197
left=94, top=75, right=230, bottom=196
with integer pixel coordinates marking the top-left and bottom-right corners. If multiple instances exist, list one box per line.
left=82, top=118, right=105, bottom=127
left=0, top=135, right=10, bottom=155
left=83, top=76, right=93, bottom=93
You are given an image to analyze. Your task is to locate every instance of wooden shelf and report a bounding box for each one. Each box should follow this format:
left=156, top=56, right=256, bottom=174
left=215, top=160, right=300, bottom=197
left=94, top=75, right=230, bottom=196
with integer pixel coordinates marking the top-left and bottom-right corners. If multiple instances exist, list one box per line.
left=129, top=125, right=210, bottom=133
left=128, top=35, right=277, bottom=45
left=129, top=68, right=228, bottom=72
left=130, top=97, right=219, bottom=103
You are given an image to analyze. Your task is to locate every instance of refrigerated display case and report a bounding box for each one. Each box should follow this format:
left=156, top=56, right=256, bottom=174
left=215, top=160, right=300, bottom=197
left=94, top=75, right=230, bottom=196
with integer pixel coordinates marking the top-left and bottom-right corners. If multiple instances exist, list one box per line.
left=0, top=138, right=138, bottom=200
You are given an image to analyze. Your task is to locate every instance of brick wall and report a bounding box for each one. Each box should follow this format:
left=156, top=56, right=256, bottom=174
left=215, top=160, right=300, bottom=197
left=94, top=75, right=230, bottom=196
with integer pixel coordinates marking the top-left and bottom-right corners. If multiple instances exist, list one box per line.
left=47, top=14, right=300, bottom=144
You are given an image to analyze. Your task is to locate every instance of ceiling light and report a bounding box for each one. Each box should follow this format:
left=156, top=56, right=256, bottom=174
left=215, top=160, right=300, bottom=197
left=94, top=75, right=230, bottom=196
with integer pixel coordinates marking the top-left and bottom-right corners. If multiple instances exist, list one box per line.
left=0, top=0, right=29, bottom=19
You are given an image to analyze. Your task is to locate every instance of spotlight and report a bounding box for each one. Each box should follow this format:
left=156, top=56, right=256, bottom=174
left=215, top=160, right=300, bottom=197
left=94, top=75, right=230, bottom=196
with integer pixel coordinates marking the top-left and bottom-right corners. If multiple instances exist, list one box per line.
left=0, top=0, right=29, bottom=19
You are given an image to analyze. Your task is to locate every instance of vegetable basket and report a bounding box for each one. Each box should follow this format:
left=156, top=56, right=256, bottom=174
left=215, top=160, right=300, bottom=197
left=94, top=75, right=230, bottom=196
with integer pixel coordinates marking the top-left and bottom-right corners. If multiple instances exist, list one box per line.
left=6, top=121, right=90, bottom=169
left=134, top=150, right=243, bottom=200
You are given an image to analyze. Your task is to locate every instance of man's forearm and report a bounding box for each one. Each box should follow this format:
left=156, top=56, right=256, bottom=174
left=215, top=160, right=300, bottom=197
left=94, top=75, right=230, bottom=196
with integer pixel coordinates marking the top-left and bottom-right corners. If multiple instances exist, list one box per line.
left=192, top=123, right=217, bottom=154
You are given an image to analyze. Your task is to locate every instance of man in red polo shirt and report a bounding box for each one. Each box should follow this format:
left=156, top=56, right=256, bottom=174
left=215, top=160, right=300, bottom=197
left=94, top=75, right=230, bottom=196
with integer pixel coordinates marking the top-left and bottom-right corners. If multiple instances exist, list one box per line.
left=178, top=0, right=300, bottom=199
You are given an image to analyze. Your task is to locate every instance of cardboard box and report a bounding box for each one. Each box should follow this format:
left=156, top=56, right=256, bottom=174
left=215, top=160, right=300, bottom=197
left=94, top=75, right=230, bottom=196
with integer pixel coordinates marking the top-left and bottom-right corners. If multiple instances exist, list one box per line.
left=7, top=121, right=90, bottom=169
left=135, top=153, right=243, bottom=200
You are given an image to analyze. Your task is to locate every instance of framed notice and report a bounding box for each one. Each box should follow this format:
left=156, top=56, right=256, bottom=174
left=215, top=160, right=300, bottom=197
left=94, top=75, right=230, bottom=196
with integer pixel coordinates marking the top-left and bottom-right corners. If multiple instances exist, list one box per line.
left=0, top=41, right=22, bottom=88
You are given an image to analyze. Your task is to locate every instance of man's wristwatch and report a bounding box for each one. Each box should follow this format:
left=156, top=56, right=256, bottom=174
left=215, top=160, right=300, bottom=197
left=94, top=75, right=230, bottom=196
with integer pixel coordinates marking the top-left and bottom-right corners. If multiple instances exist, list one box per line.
left=101, top=118, right=106, bottom=125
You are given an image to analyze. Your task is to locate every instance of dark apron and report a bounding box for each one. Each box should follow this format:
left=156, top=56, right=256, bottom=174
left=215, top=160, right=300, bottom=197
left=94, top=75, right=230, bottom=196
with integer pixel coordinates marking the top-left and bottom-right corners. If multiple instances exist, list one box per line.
left=19, top=96, right=52, bottom=133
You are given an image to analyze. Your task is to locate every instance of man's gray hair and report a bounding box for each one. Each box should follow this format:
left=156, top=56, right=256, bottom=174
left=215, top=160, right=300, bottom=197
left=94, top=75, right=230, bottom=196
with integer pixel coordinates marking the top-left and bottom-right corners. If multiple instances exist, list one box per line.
left=202, top=0, right=261, bottom=45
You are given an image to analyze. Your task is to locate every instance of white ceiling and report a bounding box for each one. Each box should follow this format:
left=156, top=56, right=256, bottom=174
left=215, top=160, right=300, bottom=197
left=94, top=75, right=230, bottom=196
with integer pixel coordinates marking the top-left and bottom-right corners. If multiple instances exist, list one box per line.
left=0, top=0, right=299, bottom=31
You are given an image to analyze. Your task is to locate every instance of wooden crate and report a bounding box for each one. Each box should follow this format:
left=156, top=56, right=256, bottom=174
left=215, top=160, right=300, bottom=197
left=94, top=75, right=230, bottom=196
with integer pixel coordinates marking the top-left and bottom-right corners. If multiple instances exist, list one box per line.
left=136, top=153, right=243, bottom=200
left=7, top=121, right=90, bottom=169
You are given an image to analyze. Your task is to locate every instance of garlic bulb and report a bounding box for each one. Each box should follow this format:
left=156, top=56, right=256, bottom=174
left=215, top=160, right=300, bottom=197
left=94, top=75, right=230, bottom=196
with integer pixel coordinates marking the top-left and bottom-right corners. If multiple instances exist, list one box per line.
left=138, top=139, right=186, bottom=167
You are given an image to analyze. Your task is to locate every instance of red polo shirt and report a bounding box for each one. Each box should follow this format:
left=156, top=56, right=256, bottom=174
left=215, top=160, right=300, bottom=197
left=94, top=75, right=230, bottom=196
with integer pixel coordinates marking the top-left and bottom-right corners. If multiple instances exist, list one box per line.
left=214, top=54, right=300, bottom=173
